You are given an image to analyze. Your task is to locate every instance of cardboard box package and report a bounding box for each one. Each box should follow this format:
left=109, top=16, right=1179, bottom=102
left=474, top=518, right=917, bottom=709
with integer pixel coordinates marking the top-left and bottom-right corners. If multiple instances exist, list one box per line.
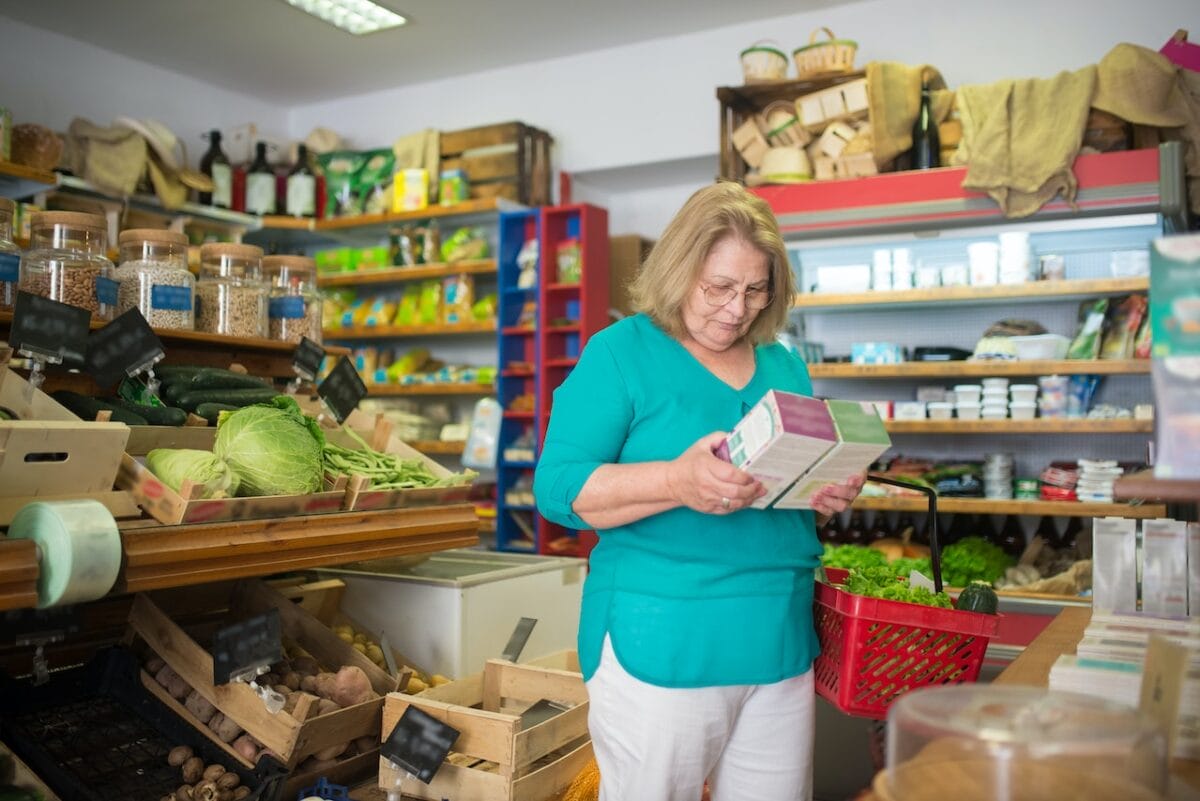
left=775, top=400, right=892, bottom=510
left=1142, top=518, right=1189, bottom=618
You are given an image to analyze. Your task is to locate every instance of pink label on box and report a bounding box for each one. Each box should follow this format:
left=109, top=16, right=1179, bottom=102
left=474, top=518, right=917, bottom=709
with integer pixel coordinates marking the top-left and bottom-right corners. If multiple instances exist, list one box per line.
left=773, top=391, right=837, bottom=441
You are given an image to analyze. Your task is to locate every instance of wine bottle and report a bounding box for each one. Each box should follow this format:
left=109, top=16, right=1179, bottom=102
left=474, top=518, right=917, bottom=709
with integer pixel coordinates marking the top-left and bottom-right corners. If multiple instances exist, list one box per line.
left=820, top=513, right=844, bottom=545
left=867, top=513, right=892, bottom=543
left=199, top=129, right=231, bottom=208
left=1061, top=517, right=1083, bottom=550
left=245, top=141, right=276, bottom=216
left=1035, top=515, right=1061, bottom=549
left=997, top=515, right=1026, bottom=560
left=946, top=513, right=972, bottom=546
left=286, top=143, right=316, bottom=218
left=843, top=511, right=868, bottom=545
left=910, top=78, right=940, bottom=170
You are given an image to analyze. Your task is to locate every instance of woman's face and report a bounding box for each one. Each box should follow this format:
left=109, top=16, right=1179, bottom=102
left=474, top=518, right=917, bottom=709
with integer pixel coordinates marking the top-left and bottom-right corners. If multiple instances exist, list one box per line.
left=680, top=236, right=771, bottom=353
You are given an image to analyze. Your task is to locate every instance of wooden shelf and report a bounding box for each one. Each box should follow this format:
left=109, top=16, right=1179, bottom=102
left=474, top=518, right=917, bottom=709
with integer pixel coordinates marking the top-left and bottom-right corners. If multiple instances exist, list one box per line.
left=315, top=198, right=511, bottom=230
left=258, top=214, right=316, bottom=230
left=546, top=283, right=581, bottom=291
left=885, top=418, right=1153, bottom=434
left=503, top=411, right=535, bottom=419
left=545, top=357, right=578, bottom=367
left=324, top=320, right=496, bottom=339
left=1113, top=470, right=1200, bottom=503
left=0, top=159, right=58, bottom=187
left=0, top=539, right=38, bottom=612
left=319, top=259, right=497, bottom=288
left=408, top=440, right=466, bottom=455
left=368, top=382, right=494, bottom=397
left=853, top=495, right=1166, bottom=519
left=501, top=367, right=535, bottom=377
left=547, top=324, right=580, bottom=333
left=793, top=276, right=1148, bottom=312
left=501, top=325, right=536, bottom=336
left=808, top=359, right=1150, bottom=379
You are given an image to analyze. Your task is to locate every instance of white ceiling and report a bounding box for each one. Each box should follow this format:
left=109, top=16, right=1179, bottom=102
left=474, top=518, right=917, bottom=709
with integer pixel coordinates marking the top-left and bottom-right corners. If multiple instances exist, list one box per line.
left=0, top=0, right=845, bottom=105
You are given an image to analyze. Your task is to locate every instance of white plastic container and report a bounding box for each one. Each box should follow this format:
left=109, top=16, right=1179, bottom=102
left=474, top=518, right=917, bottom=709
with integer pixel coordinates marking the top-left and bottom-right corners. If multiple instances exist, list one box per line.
left=953, top=384, right=982, bottom=404
left=1009, top=401, right=1037, bottom=420
left=981, top=377, right=1010, bottom=391
left=968, top=241, right=999, bottom=285
left=928, top=402, right=954, bottom=420
left=982, top=408, right=1008, bottom=419
left=956, top=402, right=981, bottom=420
left=1011, top=333, right=1071, bottom=360
left=1009, top=384, right=1039, bottom=404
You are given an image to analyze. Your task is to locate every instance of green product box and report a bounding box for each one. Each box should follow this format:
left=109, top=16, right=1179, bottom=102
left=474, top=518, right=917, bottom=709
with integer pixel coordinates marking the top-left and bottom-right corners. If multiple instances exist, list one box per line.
left=1151, top=235, right=1200, bottom=357
left=358, top=245, right=391, bottom=271
left=773, top=399, right=892, bottom=510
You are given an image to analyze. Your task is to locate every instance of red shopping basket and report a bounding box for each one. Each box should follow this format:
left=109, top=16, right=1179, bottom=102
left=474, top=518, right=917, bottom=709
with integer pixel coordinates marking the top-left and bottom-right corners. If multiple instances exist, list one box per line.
left=813, top=475, right=1001, bottom=719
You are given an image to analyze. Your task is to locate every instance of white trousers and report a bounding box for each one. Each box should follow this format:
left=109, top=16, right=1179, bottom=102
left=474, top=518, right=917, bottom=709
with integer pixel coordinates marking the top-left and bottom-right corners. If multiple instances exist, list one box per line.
left=586, top=636, right=815, bottom=801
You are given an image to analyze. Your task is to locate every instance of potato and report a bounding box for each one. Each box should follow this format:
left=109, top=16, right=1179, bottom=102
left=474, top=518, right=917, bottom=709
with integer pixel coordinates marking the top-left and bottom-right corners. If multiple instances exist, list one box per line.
left=175, top=785, right=194, bottom=801
left=299, top=675, right=319, bottom=694
left=312, top=672, right=337, bottom=699
left=351, top=642, right=367, bottom=655
left=272, top=684, right=291, bottom=697
left=330, top=665, right=376, bottom=707
left=290, top=656, right=320, bottom=676
left=155, top=664, right=178, bottom=689
left=231, top=735, right=258, bottom=764
left=182, top=755, right=204, bottom=783
left=315, top=698, right=339, bottom=716
left=336, top=630, right=354, bottom=644
left=353, top=633, right=367, bottom=645
left=168, top=745, right=194, bottom=767
left=430, top=674, right=451, bottom=688
left=202, top=764, right=226, bottom=782
left=364, top=645, right=385, bottom=665
left=282, top=671, right=301, bottom=692
left=233, top=788, right=251, bottom=801
left=314, top=741, right=348, bottom=761
left=404, top=676, right=427, bottom=694
left=185, top=691, right=217, bottom=724
left=211, top=714, right=243, bottom=744
left=193, top=781, right=219, bottom=801
left=216, top=771, right=241, bottom=790
left=354, top=735, right=377, bottom=754
left=146, top=655, right=166, bottom=674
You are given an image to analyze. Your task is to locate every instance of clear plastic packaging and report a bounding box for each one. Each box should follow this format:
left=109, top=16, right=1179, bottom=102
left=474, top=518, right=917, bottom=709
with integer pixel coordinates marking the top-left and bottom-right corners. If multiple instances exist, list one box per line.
left=18, top=211, right=115, bottom=320
left=0, top=198, right=21, bottom=311
left=195, top=242, right=266, bottom=338
left=263, top=254, right=322, bottom=344
left=114, top=228, right=194, bottom=330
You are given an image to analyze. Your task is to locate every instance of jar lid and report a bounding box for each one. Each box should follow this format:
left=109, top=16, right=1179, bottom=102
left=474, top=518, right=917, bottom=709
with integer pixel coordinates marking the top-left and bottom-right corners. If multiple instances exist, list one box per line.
left=0, top=198, right=14, bottom=214
left=32, top=210, right=107, bottom=231
left=200, top=242, right=264, bottom=261
left=119, top=228, right=188, bottom=247
left=262, top=254, right=316, bottom=273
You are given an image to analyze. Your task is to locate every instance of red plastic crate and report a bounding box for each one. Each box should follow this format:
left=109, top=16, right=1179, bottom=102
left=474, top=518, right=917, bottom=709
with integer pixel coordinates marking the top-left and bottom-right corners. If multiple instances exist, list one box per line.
left=813, top=579, right=1000, bottom=719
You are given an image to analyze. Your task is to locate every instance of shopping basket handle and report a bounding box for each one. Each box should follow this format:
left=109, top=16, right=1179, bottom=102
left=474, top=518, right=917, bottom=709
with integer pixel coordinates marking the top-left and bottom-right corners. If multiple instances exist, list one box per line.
left=864, top=474, right=943, bottom=594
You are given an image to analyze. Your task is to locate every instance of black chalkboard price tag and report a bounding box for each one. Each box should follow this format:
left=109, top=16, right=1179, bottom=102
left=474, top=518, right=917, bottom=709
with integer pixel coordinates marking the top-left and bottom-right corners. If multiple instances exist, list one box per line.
left=292, top=336, right=326, bottom=382
left=317, top=355, right=367, bottom=424
left=86, top=308, right=165, bottom=388
left=10, top=291, right=90, bottom=369
left=501, top=617, right=538, bottom=663
left=212, top=608, right=283, bottom=686
left=381, top=705, right=460, bottom=784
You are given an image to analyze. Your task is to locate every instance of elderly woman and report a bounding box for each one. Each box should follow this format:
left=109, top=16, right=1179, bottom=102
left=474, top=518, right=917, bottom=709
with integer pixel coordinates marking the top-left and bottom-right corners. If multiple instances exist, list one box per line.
left=534, top=181, right=863, bottom=801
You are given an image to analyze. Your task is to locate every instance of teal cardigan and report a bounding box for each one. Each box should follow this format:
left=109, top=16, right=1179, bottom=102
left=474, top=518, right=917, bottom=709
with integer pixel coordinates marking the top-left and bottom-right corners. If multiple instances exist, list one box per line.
left=533, top=314, right=822, bottom=686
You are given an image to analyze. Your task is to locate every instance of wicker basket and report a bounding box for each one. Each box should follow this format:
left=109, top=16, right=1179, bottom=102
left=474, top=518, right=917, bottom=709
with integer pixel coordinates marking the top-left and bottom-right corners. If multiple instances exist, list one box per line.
left=792, top=27, right=858, bottom=79
left=762, top=101, right=813, bottom=147
left=740, top=40, right=789, bottom=83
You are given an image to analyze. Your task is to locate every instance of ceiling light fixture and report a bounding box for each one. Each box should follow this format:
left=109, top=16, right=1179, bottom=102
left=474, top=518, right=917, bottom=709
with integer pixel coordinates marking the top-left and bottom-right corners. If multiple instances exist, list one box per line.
left=282, top=0, right=407, bottom=35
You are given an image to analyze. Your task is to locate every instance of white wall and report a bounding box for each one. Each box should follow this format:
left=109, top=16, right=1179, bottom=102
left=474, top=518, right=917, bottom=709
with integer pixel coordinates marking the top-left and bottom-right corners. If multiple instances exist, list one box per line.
left=0, top=17, right=289, bottom=168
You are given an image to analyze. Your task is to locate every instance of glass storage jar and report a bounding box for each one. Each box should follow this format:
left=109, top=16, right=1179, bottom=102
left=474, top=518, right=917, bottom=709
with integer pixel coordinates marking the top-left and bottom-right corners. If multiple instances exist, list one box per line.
left=0, top=198, right=21, bottom=311
left=195, top=242, right=266, bottom=338
left=264, top=254, right=322, bottom=344
left=18, top=211, right=116, bottom=321
left=114, top=228, right=194, bottom=330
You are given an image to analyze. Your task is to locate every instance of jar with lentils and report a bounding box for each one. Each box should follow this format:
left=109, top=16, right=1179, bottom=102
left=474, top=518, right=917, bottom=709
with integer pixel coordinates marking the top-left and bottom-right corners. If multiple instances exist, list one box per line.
left=264, top=254, right=322, bottom=344
left=196, top=243, right=267, bottom=338
left=114, top=228, right=195, bottom=330
left=0, top=198, right=21, bottom=311
left=19, top=211, right=116, bottom=321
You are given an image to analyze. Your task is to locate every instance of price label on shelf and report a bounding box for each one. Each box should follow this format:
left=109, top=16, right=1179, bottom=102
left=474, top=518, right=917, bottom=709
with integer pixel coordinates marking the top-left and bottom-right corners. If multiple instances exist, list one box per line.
left=291, top=336, right=326, bottom=383
left=10, top=291, right=90, bottom=369
left=212, top=608, right=283, bottom=686
left=86, top=308, right=165, bottom=388
left=317, top=355, right=367, bottom=424
left=381, top=705, right=460, bottom=784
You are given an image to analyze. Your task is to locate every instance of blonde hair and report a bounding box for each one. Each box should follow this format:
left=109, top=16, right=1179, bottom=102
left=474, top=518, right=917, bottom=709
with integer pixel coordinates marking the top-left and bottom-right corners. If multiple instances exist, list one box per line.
left=629, top=181, right=795, bottom=344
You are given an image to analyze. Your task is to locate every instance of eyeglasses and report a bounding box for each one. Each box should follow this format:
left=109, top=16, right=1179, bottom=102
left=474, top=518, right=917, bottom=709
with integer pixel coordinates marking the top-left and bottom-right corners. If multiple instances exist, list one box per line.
left=699, top=282, right=773, bottom=310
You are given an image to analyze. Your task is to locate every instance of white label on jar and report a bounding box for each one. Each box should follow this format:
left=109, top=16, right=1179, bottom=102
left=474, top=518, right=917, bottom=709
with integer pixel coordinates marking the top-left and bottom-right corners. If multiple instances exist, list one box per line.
left=287, top=174, right=315, bottom=217
left=246, top=172, right=276, bottom=215
left=0, top=252, right=17, bottom=282
left=151, top=284, right=193, bottom=311
left=211, top=163, right=232, bottom=208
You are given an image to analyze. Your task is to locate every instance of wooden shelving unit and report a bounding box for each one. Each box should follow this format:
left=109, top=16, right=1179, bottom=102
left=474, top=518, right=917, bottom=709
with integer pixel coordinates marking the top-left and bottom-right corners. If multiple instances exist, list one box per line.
left=792, top=276, right=1148, bottom=312
left=1114, top=471, right=1200, bottom=503
left=807, top=359, right=1149, bottom=379
left=315, top=198, right=509, bottom=230
left=324, top=320, right=496, bottom=340
left=367, top=383, right=494, bottom=397
left=885, top=419, right=1153, bottom=434
left=0, top=159, right=57, bottom=188
left=408, top=440, right=467, bottom=455
left=853, top=495, right=1166, bottom=519
left=318, top=259, right=496, bottom=288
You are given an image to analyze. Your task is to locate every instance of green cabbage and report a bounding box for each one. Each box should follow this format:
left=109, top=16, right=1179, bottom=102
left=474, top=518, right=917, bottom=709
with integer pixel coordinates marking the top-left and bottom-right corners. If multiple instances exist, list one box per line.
left=214, top=396, right=325, bottom=496
left=145, top=448, right=240, bottom=499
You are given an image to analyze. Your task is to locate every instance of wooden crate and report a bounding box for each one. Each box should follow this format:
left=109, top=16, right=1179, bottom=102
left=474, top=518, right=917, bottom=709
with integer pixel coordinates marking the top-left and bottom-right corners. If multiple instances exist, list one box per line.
left=128, top=579, right=400, bottom=769
left=379, top=658, right=592, bottom=801
left=440, top=122, right=553, bottom=206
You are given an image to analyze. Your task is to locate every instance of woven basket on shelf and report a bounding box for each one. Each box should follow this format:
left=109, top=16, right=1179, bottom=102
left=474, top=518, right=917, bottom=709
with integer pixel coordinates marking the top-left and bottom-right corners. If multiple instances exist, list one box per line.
left=740, top=40, right=789, bottom=83
left=792, top=27, right=858, bottom=79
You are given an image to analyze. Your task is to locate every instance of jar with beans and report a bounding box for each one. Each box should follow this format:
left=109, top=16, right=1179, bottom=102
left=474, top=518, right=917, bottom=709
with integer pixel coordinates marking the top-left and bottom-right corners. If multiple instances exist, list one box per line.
left=196, top=242, right=267, bottom=338
left=114, top=228, right=194, bottom=330
left=264, top=254, right=322, bottom=344
left=0, top=198, right=21, bottom=311
left=19, top=211, right=116, bottom=321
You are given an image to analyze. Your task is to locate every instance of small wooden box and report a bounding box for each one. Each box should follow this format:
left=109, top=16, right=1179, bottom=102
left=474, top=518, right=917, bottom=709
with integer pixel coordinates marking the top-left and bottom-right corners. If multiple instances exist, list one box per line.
left=333, top=421, right=472, bottom=513
left=439, top=122, right=553, bottom=206
left=379, top=657, right=592, bottom=801
left=731, top=118, right=770, bottom=168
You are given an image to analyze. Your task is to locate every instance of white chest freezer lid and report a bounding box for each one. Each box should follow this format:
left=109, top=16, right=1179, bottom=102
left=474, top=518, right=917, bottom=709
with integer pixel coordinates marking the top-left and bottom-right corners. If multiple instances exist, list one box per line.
left=319, top=548, right=585, bottom=587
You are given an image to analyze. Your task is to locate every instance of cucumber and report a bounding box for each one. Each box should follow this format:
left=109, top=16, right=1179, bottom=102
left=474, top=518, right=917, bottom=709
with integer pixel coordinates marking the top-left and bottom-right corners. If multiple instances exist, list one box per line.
left=195, top=402, right=240, bottom=425
left=153, top=365, right=208, bottom=382
left=175, top=387, right=280, bottom=413
left=51, top=390, right=148, bottom=425
left=183, top=368, right=272, bottom=391
left=103, top=397, right=188, bottom=426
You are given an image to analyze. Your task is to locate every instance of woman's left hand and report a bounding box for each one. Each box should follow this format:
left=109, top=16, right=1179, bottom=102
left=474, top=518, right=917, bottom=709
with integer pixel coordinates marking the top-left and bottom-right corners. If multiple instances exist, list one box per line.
left=809, top=472, right=866, bottom=517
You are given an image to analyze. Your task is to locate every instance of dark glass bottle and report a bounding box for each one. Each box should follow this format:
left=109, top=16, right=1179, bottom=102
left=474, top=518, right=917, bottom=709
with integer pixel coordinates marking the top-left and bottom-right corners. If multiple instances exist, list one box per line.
left=946, top=513, right=972, bottom=546
left=997, top=515, right=1027, bottom=560
left=1035, top=515, right=1061, bottom=549
left=199, top=129, right=231, bottom=208
left=820, top=513, right=844, bottom=545
left=1061, top=517, right=1083, bottom=550
left=843, top=511, right=868, bottom=545
left=286, top=143, right=316, bottom=218
left=910, top=79, right=940, bottom=170
left=867, top=513, right=892, bottom=543
left=245, top=141, right=276, bottom=215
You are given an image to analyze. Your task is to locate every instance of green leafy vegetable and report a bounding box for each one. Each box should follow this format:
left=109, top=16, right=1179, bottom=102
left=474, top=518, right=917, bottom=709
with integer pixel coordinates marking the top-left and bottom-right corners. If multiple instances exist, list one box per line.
left=842, top=565, right=953, bottom=608
left=145, top=448, right=239, bottom=499
left=940, top=536, right=1013, bottom=588
left=821, top=544, right=888, bottom=571
left=214, top=396, right=324, bottom=496
left=322, top=427, right=475, bottom=490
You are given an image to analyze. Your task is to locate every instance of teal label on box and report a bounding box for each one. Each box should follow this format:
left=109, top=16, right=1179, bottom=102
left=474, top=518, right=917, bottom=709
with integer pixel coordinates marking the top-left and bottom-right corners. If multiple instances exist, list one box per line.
left=0, top=252, right=18, bottom=282
left=151, top=284, right=192, bottom=311
left=1151, top=235, right=1200, bottom=357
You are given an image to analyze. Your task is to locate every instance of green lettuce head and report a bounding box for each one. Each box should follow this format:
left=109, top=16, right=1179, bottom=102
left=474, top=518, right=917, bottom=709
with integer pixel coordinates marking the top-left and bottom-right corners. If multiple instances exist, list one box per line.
left=214, top=396, right=324, bottom=496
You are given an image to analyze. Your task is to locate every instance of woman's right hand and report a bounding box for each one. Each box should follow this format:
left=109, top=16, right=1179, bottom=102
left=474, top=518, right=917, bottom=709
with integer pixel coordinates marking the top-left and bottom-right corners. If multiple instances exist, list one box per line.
left=666, top=432, right=766, bottom=514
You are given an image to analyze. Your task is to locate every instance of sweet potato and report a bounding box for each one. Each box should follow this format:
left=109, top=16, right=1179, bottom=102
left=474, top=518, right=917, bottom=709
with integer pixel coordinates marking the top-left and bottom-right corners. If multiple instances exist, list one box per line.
left=185, top=690, right=217, bottom=724
left=299, top=675, right=319, bottom=694
left=146, top=655, right=166, bottom=674
left=330, top=665, right=376, bottom=707
left=282, top=671, right=301, bottom=691
left=290, top=656, right=320, bottom=676
left=312, top=672, right=336, bottom=700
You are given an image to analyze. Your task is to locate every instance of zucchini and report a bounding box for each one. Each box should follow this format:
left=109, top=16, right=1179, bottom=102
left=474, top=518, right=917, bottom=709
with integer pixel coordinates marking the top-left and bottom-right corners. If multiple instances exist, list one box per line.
left=51, top=390, right=148, bottom=425
left=153, top=365, right=208, bottom=382
left=175, top=387, right=280, bottom=413
left=103, top=397, right=188, bottom=426
left=182, top=368, right=272, bottom=391
left=195, top=402, right=239, bottom=425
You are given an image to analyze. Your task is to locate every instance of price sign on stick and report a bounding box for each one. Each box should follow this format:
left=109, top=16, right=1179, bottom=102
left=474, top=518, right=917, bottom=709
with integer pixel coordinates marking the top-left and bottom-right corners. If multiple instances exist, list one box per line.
left=501, top=617, right=538, bottom=663
left=292, top=336, right=326, bottom=383
left=212, top=608, right=283, bottom=685
left=317, top=355, right=367, bottom=423
left=382, top=705, right=460, bottom=784
left=86, top=308, right=165, bottom=388
left=11, top=291, right=90, bottom=369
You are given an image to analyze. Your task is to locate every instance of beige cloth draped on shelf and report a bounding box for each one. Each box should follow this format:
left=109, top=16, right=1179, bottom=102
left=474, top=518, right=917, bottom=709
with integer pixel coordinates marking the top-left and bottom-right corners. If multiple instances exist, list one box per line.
left=866, top=61, right=954, bottom=168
